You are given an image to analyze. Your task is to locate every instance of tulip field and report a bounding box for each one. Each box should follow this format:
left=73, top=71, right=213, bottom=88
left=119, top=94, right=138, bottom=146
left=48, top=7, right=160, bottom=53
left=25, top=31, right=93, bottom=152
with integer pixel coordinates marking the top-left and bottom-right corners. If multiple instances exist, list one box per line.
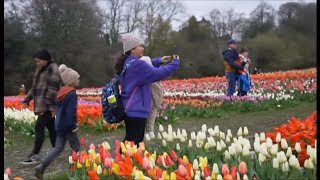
left=4, top=68, right=317, bottom=179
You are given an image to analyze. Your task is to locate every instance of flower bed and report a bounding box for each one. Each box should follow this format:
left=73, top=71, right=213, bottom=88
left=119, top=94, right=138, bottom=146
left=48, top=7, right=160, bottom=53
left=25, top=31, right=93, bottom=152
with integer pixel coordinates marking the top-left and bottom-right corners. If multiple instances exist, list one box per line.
left=68, top=112, right=317, bottom=180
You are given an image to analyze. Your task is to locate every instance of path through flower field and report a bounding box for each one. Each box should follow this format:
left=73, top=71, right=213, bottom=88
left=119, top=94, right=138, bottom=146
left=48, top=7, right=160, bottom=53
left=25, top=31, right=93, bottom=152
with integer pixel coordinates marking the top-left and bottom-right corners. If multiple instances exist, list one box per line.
left=4, top=101, right=315, bottom=179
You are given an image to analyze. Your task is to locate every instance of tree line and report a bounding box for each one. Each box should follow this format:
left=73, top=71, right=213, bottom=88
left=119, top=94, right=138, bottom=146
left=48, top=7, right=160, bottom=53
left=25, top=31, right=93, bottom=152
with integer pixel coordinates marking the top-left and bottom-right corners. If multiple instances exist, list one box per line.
left=4, top=0, right=316, bottom=95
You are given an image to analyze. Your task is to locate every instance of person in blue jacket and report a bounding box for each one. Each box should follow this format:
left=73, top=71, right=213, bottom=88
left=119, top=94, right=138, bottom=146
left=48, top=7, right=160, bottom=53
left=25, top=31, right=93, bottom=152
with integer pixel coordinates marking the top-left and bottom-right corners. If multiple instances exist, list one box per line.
left=35, top=64, right=81, bottom=180
left=116, top=33, right=180, bottom=146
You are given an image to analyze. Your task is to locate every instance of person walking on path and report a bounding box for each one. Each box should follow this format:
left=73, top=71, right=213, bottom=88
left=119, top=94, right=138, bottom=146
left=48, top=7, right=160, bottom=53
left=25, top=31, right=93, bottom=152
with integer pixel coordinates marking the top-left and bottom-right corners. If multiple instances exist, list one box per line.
left=21, top=49, right=61, bottom=165
left=140, top=56, right=164, bottom=134
left=115, top=33, right=180, bottom=146
left=34, top=64, right=81, bottom=180
left=222, top=39, right=245, bottom=97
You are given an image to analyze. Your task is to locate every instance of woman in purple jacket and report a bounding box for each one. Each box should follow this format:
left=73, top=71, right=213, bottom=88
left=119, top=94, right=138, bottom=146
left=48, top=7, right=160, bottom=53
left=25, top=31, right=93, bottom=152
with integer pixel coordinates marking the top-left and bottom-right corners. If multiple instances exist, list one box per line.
left=116, top=34, right=180, bottom=145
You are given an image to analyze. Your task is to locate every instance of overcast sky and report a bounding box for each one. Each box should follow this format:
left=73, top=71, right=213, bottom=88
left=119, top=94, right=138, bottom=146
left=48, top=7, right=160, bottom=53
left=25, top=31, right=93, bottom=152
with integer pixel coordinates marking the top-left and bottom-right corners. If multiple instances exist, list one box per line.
left=97, top=0, right=316, bottom=30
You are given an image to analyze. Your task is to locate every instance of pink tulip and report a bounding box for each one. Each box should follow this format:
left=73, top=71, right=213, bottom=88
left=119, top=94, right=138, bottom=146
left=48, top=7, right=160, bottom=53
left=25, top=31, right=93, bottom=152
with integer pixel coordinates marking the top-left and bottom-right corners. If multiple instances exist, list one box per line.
left=142, top=157, right=150, bottom=170
left=4, top=168, right=12, bottom=176
left=178, top=164, right=187, bottom=176
left=239, top=161, right=248, bottom=175
left=89, top=143, right=95, bottom=150
left=104, top=157, right=112, bottom=168
left=222, top=163, right=230, bottom=176
left=71, top=150, right=78, bottom=162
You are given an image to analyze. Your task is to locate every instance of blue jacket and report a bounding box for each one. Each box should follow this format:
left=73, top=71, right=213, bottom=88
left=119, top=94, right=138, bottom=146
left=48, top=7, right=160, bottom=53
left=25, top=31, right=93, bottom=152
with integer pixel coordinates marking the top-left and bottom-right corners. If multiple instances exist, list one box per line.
left=238, top=74, right=252, bottom=92
left=120, top=55, right=180, bottom=118
left=55, top=87, right=77, bottom=135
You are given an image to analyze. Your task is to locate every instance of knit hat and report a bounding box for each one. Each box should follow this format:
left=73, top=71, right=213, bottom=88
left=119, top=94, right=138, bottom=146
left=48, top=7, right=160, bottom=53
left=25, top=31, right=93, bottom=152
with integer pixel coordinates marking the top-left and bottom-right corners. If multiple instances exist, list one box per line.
left=121, top=33, right=144, bottom=53
left=227, top=39, right=238, bottom=45
left=139, top=56, right=153, bottom=66
left=59, top=64, right=80, bottom=86
left=34, top=48, right=51, bottom=61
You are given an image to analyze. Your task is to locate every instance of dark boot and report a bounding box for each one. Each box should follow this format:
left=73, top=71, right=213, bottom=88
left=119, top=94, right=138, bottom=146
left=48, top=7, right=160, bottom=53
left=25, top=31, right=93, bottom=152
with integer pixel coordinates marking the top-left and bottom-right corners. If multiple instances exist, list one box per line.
left=35, top=163, right=45, bottom=180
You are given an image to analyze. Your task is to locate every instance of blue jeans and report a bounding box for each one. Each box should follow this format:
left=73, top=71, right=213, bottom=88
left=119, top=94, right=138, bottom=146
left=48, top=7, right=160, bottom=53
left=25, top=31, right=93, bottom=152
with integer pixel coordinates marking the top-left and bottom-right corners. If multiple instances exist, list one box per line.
left=226, top=72, right=237, bottom=96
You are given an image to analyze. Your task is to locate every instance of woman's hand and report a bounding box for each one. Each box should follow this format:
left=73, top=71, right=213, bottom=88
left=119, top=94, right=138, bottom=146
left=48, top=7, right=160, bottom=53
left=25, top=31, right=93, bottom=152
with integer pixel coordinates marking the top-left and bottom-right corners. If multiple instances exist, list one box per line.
left=161, top=56, right=172, bottom=64
left=173, top=54, right=180, bottom=60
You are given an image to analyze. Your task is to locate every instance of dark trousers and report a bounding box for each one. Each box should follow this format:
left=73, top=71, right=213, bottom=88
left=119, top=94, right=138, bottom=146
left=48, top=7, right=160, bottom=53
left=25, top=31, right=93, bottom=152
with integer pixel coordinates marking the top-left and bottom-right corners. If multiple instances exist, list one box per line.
left=124, top=117, right=147, bottom=146
left=42, top=132, right=80, bottom=168
left=32, top=111, right=56, bottom=155
left=226, top=72, right=237, bottom=96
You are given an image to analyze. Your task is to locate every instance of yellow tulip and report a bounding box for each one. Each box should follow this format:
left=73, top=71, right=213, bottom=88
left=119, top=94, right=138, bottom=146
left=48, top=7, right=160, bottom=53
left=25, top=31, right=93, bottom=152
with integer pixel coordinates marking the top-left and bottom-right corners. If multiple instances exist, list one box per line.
left=77, top=160, right=82, bottom=169
left=162, top=171, right=168, bottom=180
left=93, top=163, right=98, bottom=172
left=211, top=172, right=217, bottom=180
left=85, top=159, right=90, bottom=168
left=112, top=164, right=120, bottom=175
left=131, top=166, right=137, bottom=177
left=170, top=172, right=177, bottom=180
left=183, top=155, right=190, bottom=164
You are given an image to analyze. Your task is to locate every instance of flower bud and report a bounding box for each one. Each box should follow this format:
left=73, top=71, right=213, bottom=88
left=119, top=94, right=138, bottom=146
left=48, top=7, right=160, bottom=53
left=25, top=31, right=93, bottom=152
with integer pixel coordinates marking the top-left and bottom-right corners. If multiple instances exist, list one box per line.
left=243, top=126, right=249, bottom=136
left=159, top=124, right=164, bottom=132
left=260, top=133, right=266, bottom=142
left=275, top=133, right=281, bottom=143
left=273, top=158, right=279, bottom=169
left=145, top=134, right=151, bottom=141
left=281, top=138, right=288, bottom=149
left=237, top=127, right=242, bottom=136
left=286, top=147, right=292, bottom=158
left=294, top=142, right=301, bottom=153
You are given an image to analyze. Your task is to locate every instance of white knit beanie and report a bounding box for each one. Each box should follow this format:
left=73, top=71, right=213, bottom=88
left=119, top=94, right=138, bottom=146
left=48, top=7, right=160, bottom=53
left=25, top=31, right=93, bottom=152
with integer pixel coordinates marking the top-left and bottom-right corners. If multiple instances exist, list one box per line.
left=59, top=64, right=80, bottom=86
left=121, top=33, right=144, bottom=53
left=139, top=56, right=153, bottom=66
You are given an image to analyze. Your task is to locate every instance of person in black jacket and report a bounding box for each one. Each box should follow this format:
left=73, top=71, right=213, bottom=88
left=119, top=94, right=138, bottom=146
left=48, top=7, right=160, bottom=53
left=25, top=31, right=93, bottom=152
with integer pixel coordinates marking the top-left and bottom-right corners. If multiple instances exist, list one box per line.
left=34, top=64, right=80, bottom=180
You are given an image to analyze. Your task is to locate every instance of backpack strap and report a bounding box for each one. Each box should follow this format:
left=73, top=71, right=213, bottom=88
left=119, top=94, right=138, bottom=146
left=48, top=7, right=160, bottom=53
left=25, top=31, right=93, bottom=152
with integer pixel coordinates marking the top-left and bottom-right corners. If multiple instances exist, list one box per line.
left=116, top=59, right=135, bottom=80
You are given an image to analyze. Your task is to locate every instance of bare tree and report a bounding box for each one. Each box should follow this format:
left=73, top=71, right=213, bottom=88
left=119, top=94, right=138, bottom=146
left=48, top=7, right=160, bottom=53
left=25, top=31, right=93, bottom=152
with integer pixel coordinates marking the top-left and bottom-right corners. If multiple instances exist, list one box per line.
left=123, top=0, right=143, bottom=33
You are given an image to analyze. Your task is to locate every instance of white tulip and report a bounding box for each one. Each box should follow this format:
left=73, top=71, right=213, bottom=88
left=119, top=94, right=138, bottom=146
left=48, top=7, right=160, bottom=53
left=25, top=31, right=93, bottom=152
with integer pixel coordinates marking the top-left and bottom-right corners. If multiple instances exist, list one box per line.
left=182, top=129, right=187, bottom=138
left=191, top=132, right=196, bottom=140
left=237, top=172, right=240, bottom=180
left=201, top=124, right=207, bottom=132
left=258, top=153, right=266, bottom=162
left=242, top=146, right=250, bottom=156
left=260, top=133, right=266, bottom=142
left=217, top=174, right=223, bottom=180
left=270, top=144, right=279, bottom=156
left=237, top=127, right=242, bottom=136
left=286, top=147, right=292, bottom=158
left=162, top=140, right=167, bottom=147
left=289, top=155, right=300, bottom=169
left=227, top=129, right=232, bottom=138
left=188, top=139, right=193, bottom=147
left=309, top=148, right=316, bottom=163
left=167, top=125, right=173, bottom=134
left=159, top=124, right=164, bottom=132
left=149, top=132, right=155, bottom=139
left=259, top=143, right=269, bottom=157
left=176, top=143, right=181, bottom=151
left=214, top=125, right=219, bottom=135
left=273, top=158, right=279, bottom=169
left=157, top=132, right=162, bottom=140
left=281, top=161, right=289, bottom=172
left=220, top=132, right=226, bottom=140
left=243, top=174, right=249, bottom=180
left=194, top=174, right=201, bottom=180
left=266, top=137, right=273, bottom=148
left=167, top=134, right=173, bottom=142
left=172, top=132, right=177, bottom=139
left=220, top=140, right=226, bottom=149
left=193, top=159, right=199, bottom=170
left=212, top=163, right=219, bottom=174
left=204, top=142, right=210, bottom=150
left=275, top=133, right=281, bottom=143
left=294, top=142, right=301, bottom=153
left=216, top=142, right=222, bottom=151
left=281, top=139, right=288, bottom=149
left=180, top=136, right=186, bottom=143
left=208, top=128, right=214, bottom=136
left=277, top=151, right=287, bottom=163
left=243, top=126, right=249, bottom=135
left=162, top=132, right=168, bottom=139
left=228, top=145, right=236, bottom=155
left=69, top=156, right=74, bottom=164
left=226, top=136, right=231, bottom=143
left=145, top=134, right=151, bottom=141
left=254, top=133, right=260, bottom=142
left=254, top=142, right=261, bottom=153
left=177, top=128, right=181, bottom=138
left=224, top=150, right=231, bottom=159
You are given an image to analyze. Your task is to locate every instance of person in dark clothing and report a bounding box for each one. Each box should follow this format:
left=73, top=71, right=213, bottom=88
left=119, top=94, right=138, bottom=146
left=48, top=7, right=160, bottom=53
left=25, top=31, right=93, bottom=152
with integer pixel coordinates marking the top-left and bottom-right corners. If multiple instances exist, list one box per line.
left=34, top=64, right=80, bottom=180
left=21, top=49, right=61, bottom=165
left=222, top=39, right=245, bottom=97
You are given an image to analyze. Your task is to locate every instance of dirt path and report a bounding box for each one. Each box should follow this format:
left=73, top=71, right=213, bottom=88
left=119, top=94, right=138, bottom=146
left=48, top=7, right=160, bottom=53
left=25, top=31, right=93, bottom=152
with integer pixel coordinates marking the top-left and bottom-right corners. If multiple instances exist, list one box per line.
left=4, top=102, right=316, bottom=179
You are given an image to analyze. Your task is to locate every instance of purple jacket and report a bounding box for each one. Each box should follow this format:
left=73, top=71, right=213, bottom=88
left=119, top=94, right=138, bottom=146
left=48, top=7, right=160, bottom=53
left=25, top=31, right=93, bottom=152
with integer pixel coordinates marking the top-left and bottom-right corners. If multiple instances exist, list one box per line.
left=120, top=55, right=180, bottom=118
